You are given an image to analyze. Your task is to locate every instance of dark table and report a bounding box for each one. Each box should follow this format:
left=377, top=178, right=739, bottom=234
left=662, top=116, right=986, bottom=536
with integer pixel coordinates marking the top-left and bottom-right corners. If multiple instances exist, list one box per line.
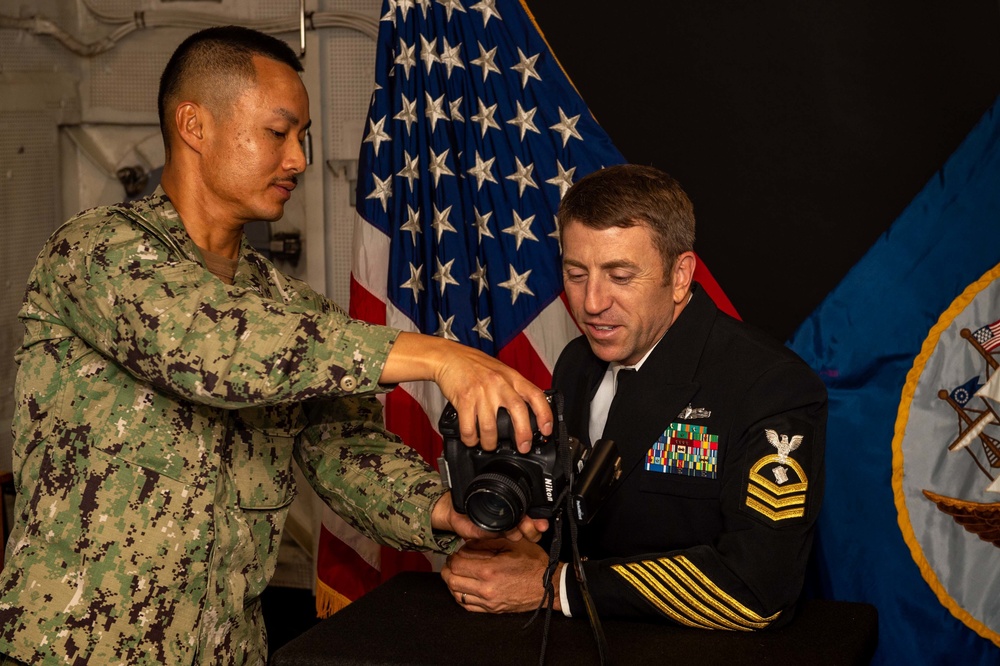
left=272, top=572, right=877, bottom=666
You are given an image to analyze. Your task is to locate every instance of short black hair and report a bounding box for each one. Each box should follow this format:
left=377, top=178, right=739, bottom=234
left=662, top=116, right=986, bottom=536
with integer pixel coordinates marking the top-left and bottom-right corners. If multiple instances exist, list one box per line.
left=157, top=25, right=303, bottom=153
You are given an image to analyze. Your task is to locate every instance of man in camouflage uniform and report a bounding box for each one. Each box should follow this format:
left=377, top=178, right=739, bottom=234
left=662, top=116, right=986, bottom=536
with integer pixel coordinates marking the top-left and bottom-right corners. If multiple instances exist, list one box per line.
left=0, top=26, right=551, bottom=665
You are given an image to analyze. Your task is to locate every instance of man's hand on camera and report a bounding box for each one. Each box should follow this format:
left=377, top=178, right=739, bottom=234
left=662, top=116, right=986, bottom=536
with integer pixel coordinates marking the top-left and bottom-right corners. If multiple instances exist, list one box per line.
left=431, top=492, right=548, bottom=542
left=441, top=537, right=561, bottom=613
left=379, top=333, right=553, bottom=452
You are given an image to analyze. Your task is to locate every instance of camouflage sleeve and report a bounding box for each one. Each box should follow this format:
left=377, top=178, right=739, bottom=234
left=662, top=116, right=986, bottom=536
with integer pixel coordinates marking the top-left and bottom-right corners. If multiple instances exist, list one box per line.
left=294, top=395, right=459, bottom=553
left=20, top=208, right=397, bottom=407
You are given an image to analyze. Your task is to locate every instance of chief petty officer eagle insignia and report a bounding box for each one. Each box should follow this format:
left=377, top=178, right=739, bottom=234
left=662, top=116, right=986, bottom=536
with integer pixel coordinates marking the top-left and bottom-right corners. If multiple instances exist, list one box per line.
left=744, top=429, right=809, bottom=522
left=766, top=429, right=803, bottom=467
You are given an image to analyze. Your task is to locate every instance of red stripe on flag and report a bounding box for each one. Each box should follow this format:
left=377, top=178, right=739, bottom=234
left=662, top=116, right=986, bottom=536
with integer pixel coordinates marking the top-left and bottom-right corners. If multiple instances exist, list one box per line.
left=378, top=547, right=433, bottom=582
left=349, top=275, right=387, bottom=326
left=694, top=259, right=740, bottom=320
left=385, top=388, right=442, bottom=465
left=316, top=522, right=381, bottom=604
left=497, top=332, right=555, bottom=390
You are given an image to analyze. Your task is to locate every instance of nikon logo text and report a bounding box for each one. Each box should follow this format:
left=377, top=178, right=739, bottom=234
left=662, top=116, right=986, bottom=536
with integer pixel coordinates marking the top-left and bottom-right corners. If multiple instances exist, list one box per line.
left=544, top=477, right=554, bottom=503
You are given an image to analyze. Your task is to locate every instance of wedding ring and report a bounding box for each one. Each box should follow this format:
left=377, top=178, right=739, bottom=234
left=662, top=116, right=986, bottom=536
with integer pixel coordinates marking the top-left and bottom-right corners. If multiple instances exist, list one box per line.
left=462, top=593, right=467, bottom=605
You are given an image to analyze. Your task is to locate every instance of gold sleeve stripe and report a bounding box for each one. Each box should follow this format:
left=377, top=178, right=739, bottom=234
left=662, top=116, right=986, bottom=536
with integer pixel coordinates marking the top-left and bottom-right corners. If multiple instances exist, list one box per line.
left=637, top=560, right=743, bottom=630
left=612, top=564, right=720, bottom=629
left=646, top=560, right=755, bottom=630
left=610, top=556, right=780, bottom=631
left=656, top=559, right=770, bottom=630
left=672, top=556, right=780, bottom=625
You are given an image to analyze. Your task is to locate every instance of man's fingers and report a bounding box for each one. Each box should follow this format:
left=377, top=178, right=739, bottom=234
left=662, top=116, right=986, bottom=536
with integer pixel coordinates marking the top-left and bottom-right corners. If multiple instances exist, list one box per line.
left=475, top=402, right=498, bottom=450
left=442, top=565, right=484, bottom=612
left=455, top=393, right=540, bottom=452
left=462, top=598, right=488, bottom=613
left=499, top=398, right=533, bottom=453
left=461, top=538, right=508, bottom=553
left=506, top=516, right=548, bottom=543
left=447, top=509, right=499, bottom=542
left=524, top=389, right=554, bottom=438
left=453, top=396, right=476, bottom=448
left=453, top=546, right=496, bottom=562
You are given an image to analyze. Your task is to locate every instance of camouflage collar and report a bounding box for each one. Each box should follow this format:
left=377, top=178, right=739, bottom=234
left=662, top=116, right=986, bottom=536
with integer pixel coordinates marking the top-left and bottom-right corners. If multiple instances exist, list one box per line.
left=111, top=187, right=266, bottom=284
left=110, top=187, right=205, bottom=264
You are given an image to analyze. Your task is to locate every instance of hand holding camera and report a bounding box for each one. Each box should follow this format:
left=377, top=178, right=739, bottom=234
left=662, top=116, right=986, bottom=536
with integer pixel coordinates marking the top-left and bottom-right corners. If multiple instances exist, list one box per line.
left=438, top=390, right=621, bottom=533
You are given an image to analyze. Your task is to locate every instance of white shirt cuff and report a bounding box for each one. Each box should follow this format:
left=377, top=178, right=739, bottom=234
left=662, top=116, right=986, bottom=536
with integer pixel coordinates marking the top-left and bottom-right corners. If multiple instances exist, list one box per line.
left=559, top=563, right=573, bottom=617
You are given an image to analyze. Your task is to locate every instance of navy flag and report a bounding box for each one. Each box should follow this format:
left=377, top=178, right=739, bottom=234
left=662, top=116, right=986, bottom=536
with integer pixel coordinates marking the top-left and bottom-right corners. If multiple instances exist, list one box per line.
left=788, top=95, right=1000, bottom=663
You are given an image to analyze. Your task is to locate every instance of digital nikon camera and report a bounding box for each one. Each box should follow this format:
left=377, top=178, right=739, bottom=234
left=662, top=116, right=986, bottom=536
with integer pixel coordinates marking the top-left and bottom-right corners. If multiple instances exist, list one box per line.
left=437, top=391, right=621, bottom=533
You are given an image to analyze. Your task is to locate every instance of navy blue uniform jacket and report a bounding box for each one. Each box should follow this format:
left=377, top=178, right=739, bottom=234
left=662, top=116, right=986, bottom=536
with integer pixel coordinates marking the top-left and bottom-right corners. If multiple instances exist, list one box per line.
left=555, top=285, right=827, bottom=629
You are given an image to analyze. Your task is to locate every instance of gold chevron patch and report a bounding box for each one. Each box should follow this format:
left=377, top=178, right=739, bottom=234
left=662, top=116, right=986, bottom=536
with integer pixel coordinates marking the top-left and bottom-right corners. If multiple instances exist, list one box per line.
left=611, top=555, right=780, bottom=630
left=746, top=454, right=808, bottom=521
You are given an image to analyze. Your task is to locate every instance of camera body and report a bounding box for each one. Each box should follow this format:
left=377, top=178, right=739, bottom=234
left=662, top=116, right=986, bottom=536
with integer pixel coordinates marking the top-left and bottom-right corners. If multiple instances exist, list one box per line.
left=438, top=391, right=621, bottom=532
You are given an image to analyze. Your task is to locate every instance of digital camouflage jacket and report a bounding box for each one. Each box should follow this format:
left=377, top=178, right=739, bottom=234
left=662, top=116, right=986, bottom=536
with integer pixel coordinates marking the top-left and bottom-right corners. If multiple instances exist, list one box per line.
left=0, top=189, right=454, bottom=664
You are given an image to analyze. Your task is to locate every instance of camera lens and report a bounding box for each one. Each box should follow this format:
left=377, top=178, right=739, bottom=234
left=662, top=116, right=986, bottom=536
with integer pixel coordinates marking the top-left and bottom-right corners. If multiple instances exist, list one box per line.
left=464, top=469, right=531, bottom=532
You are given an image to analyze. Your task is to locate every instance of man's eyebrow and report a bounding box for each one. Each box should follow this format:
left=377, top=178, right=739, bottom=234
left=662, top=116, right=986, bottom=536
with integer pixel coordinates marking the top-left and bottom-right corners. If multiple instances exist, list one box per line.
left=562, top=257, right=639, bottom=271
left=600, top=259, right=639, bottom=271
left=275, top=107, right=311, bottom=130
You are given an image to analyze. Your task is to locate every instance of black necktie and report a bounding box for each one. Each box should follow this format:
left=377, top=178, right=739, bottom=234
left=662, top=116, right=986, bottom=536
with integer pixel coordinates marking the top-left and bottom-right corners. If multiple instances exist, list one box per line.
left=614, top=367, right=637, bottom=394
left=606, top=368, right=636, bottom=432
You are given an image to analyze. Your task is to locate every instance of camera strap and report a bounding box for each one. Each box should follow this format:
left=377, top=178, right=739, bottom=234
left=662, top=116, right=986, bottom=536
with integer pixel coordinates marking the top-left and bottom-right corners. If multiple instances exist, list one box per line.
left=525, top=393, right=611, bottom=666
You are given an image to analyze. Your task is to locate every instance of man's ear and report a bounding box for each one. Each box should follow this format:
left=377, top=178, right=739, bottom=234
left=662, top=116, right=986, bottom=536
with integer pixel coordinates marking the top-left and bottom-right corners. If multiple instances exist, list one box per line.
left=671, top=251, right=697, bottom=303
left=174, top=102, right=206, bottom=153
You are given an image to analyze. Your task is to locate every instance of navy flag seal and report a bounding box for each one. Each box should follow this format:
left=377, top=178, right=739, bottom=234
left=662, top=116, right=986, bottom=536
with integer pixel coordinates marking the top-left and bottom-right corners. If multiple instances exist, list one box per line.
left=893, top=262, right=1000, bottom=646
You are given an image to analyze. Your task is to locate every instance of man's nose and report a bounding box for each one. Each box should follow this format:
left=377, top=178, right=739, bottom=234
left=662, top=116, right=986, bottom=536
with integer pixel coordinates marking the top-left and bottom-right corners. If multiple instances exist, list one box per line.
left=584, top=278, right=611, bottom=314
left=286, top=134, right=308, bottom=174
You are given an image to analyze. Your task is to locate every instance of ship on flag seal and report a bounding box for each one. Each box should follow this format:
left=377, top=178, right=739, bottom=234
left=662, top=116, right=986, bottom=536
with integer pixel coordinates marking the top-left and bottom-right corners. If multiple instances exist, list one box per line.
left=893, top=263, right=1000, bottom=645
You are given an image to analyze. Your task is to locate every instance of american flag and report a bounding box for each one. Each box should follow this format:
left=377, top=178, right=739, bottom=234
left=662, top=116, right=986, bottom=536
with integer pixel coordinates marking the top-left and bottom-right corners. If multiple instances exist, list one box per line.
left=972, top=318, right=1000, bottom=352
left=316, top=0, right=738, bottom=614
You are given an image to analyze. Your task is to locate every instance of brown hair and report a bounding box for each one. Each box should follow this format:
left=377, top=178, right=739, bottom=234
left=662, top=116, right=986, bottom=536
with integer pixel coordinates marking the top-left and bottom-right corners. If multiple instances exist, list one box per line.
left=558, top=164, right=696, bottom=273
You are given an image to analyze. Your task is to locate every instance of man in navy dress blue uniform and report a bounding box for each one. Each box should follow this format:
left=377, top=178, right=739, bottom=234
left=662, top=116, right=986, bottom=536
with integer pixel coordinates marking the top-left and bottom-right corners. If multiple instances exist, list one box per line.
left=442, top=164, right=827, bottom=629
